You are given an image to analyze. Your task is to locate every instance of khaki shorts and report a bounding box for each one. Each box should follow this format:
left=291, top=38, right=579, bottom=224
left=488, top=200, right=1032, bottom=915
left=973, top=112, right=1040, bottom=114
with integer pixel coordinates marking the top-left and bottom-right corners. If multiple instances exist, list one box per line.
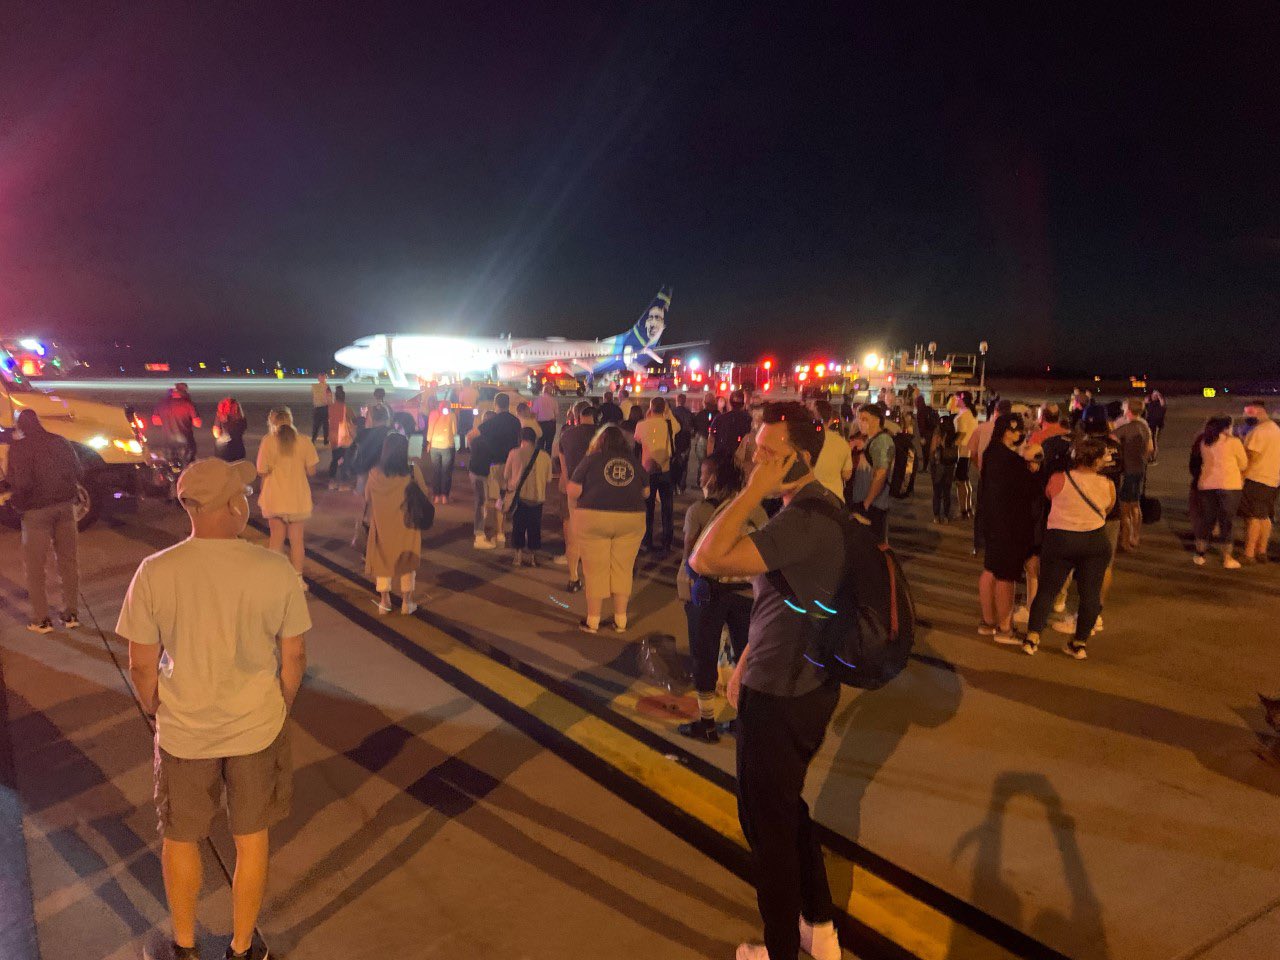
left=486, top=464, right=505, bottom=502
left=155, top=724, right=292, bottom=841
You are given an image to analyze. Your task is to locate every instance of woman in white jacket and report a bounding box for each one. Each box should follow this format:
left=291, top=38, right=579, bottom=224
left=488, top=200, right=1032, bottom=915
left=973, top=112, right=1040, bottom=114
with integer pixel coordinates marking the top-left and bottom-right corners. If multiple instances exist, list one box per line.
left=1192, top=415, right=1247, bottom=568
left=257, top=407, right=319, bottom=577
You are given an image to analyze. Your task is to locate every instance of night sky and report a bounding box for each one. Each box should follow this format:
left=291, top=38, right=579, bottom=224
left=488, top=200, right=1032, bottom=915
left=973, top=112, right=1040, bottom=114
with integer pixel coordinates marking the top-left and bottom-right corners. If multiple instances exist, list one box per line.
left=3, top=2, right=1277, bottom=376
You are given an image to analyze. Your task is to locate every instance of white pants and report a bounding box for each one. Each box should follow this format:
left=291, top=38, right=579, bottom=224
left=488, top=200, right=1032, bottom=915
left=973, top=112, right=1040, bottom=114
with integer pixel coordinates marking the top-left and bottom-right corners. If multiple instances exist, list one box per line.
left=375, top=572, right=416, bottom=594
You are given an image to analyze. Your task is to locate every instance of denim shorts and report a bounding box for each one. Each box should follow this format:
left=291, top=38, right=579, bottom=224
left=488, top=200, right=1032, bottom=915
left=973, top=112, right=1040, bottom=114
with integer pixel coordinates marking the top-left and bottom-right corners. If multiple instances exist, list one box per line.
left=1119, top=473, right=1144, bottom=503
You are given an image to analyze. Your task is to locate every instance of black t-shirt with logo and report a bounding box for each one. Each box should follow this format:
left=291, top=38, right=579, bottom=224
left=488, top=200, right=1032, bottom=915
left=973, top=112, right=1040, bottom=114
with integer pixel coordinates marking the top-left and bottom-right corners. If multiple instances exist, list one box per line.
left=571, top=450, right=646, bottom=512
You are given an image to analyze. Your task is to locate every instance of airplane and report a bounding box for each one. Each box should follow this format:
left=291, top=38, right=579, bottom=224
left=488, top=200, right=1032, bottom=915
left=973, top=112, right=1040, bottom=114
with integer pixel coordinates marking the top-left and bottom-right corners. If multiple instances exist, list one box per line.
left=333, top=287, right=706, bottom=388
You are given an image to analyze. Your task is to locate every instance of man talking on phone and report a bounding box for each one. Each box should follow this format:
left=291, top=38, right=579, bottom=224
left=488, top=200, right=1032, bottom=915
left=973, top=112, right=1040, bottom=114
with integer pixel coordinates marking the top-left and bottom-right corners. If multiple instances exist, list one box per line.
left=691, top=401, right=846, bottom=960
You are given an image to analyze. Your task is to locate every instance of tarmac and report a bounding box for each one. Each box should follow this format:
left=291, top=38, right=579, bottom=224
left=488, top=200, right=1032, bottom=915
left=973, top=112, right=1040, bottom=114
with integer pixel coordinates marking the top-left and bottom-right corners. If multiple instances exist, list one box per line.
left=3, top=385, right=1279, bottom=960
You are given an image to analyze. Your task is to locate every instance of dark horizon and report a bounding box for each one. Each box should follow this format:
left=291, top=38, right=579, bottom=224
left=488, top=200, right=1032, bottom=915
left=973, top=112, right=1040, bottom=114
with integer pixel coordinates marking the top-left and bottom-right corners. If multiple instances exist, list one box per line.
left=3, top=2, right=1277, bottom=378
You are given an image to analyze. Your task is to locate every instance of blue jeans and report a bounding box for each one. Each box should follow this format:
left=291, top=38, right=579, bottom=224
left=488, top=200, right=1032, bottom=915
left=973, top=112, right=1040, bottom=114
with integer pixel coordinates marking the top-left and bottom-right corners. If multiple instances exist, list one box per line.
left=429, top=448, right=455, bottom=496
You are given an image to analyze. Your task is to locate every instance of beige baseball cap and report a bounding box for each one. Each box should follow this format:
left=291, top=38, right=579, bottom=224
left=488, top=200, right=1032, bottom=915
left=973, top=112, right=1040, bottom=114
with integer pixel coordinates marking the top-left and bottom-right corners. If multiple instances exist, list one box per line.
left=176, top=458, right=256, bottom=512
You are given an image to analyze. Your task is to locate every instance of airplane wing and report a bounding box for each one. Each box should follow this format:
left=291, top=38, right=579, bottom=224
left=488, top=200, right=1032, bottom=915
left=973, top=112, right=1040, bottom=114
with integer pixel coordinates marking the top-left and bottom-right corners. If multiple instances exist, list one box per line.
left=645, top=340, right=709, bottom=354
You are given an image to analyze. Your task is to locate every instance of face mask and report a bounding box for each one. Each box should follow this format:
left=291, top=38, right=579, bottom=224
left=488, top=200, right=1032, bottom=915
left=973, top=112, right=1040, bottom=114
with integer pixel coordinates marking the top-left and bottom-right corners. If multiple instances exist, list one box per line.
left=1244, top=417, right=1260, bottom=428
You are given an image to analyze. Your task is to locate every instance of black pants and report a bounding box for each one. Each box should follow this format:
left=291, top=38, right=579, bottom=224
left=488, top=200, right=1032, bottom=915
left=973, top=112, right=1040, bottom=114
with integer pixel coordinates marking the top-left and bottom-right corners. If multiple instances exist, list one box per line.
left=457, top=408, right=475, bottom=450
left=1028, top=528, right=1112, bottom=642
left=429, top=447, right=455, bottom=496
left=687, top=587, right=752, bottom=693
left=643, top=471, right=675, bottom=549
left=672, top=448, right=691, bottom=492
left=537, top=420, right=556, bottom=455
left=311, top=405, right=329, bottom=444
left=932, top=462, right=956, bottom=519
left=328, top=445, right=349, bottom=479
left=737, top=682, right=840, bottom=959
left=512, top=501, right=543, bottom=550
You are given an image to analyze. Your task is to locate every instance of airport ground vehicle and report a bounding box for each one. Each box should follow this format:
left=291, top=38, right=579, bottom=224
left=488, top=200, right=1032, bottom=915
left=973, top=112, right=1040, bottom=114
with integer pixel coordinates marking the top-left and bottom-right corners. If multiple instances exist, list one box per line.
left=0, top=357, right=157, bottom=530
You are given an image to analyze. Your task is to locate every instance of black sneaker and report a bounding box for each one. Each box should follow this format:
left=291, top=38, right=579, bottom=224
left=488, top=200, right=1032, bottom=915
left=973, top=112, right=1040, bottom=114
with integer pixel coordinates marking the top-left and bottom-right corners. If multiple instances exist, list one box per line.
left=566, top=579, right=583, bottom=593
left=677, top=718, right=720, bottom=743
left=26, top=619, right=53, bottom=634
left=62, top=613, right=81, bottom=630
left=143, top=938, right=201, bottom=960
left=225, top=941, right=269, bottom=960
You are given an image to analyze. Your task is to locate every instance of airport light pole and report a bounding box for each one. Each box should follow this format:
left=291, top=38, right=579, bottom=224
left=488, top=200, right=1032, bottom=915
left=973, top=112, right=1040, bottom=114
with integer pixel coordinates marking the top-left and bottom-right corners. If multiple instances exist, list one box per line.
left=979, top=340, right=989, bottom=395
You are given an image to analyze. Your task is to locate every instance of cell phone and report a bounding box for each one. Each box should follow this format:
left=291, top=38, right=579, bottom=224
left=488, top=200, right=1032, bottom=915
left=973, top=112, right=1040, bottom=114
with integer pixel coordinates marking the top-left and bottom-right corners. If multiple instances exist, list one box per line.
left=783, top=457, right=808, bottom=483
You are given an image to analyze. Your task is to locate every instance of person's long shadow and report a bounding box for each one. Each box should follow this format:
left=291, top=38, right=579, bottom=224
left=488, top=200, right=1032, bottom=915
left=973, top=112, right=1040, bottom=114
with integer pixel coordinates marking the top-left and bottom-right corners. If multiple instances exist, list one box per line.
left=813, top=643, right=963, bottom=913
left=948, top=772, right=1108, bottom=960
left=957, top=665, right=1280, bottom=797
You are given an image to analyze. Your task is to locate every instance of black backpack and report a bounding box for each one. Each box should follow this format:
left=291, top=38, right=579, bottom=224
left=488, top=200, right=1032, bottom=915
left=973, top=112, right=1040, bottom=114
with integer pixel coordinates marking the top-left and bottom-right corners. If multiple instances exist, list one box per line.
left=787, top=501, right=916, bottom=690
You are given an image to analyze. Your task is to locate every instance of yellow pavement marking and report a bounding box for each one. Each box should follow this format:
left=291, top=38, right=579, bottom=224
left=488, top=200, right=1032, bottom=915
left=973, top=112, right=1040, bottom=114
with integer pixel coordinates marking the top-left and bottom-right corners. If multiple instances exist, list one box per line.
left=273, top=532, right=1023, bottom=960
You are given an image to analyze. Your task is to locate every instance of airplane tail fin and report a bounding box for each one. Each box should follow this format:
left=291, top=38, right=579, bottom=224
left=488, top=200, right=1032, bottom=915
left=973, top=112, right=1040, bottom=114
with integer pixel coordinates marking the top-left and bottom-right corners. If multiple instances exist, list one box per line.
left=622, top=286, right=672, bottom=367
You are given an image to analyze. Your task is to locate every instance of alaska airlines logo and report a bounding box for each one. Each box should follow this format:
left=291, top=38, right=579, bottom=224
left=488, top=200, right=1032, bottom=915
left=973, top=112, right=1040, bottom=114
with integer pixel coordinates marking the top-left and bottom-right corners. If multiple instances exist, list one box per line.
left=604, top=457, right=636, bottom=487
left=643, top=305, right=666, bottom=345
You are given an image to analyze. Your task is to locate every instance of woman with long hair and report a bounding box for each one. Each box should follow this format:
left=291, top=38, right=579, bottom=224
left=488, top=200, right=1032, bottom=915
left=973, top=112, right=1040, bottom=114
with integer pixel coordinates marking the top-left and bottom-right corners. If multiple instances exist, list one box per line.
left=212, top=397, right=248, bottom=462
left=364, top=432, right=431, bottom=614
left=930, top=415, right=959, bottom=522
left=676, top=452, right=765, bottom=743
left=1022, top=437, right=1115, bottom=660
left=976, top=414, right=1042, bottom=643
left=256, top=407, right=319, bottom=577
left=1192, top=415, right=1247, bottom=568
left=566, top=424, right=648, bottom=633
left=327, top=385, right=355, bottom=487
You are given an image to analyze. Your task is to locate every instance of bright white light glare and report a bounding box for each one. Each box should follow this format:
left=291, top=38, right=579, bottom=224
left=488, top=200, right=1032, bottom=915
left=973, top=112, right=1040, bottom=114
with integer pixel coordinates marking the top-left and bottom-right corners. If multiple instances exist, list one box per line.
left=688, top=357, right=701, bottom=371
left=113, top=438, right=143, bottom=455
left=20, top=338, right=41, bottom=352
left=863, top=352, right=879, bottom=369
left=921, top=361, right=931, bottom=374
left=87, top=435, right=109, bottom=450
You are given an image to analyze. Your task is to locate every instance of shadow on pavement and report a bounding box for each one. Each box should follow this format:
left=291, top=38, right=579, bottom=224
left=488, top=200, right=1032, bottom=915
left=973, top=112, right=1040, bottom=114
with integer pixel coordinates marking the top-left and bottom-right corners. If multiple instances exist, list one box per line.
left=814, top=642, right=963, bottom=912
left=949, top=771, right=1108, bottom=960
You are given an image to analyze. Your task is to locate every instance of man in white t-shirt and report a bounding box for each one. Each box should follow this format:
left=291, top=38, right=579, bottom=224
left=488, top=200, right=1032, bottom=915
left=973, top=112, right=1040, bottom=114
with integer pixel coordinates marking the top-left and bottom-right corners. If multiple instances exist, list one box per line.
left=952, top=392, right=979, bottom=520
left=635, top=396, right=681, bottom=553
left=119, top=458, right=310, bottom=960
left=1242, top=399, right=1280, bottom=563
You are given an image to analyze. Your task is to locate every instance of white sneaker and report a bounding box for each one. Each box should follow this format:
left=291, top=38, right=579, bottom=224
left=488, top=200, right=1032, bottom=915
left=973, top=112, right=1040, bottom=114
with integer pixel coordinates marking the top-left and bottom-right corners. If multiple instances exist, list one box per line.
left=474, top=535, right=496, bottom=550
left=799, top=917, right=841, bottom=960
left=736, top=945, right=769, bottom=960
left=1224, top=556, right=1242, bottom=570
left=977, top=623, right=997, bottom=636
left=1012, top=605, right=1030, bottom=625
left=1193, top=554, right=1207, bottom=567
left=552, top=554, right=569, bottom=567
left=993, top=632, right=1021, bottom=646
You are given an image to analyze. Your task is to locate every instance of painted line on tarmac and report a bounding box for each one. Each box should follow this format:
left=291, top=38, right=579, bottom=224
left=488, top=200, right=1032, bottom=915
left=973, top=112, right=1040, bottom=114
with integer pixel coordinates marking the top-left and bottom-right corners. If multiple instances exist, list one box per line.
left=254, top=525, right=1069, bottom=960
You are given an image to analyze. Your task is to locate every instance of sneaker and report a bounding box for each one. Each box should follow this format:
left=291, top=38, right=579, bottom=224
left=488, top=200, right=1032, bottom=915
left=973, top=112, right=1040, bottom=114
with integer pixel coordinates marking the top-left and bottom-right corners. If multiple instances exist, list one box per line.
left=400, top=600, right=418, bottom=616
left=473, top=535, right=496, bottom=550
left=1053, top=597, right=1067, bottom=614
left=1193, top=553, right=1207, bottom=567
left=61, top=613, right=81, bottom=630
left=716, top=718, right=740, bottom=737
left=1021, top=635, right=1039, bottom=656
left=677, top=718, right=720, bottom=743
left=1063, top=641, right=1088, bottom=660
left=1223, top=555, right=1242, bottom=570
left=578, top=619, right=599, bottom=635
left=993, top=631, right=1021, bottom=646
left=736, top=945, right=768, bottom=960
left=225, top=942, right=269, bottom=960
left=566, top=579, right=583, bottom=593
left=26, top=619, right=53, bottom=634
left=612, top=618, right=628, bottom=634
left=552, top=554, right=569, bottom=567
left=799, top=917, right=842, bottom=960
left=977, top=622, right=997, bottom=636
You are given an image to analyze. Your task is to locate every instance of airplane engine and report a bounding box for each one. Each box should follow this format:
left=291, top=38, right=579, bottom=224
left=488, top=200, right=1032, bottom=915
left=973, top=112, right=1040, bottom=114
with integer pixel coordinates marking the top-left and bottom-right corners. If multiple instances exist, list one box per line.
left=495, top=362, right=526, bottom=381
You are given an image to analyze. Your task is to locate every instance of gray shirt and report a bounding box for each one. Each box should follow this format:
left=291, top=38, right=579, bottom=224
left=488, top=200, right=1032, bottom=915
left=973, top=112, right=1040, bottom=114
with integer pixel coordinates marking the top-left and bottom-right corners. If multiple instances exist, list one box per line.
left=744, top=482, right=845, bottom=697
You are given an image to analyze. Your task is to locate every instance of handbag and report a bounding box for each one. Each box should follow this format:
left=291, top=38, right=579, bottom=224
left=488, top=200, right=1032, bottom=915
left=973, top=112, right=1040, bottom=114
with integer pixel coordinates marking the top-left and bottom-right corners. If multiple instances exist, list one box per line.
left=402, top=465, right=435, bottom=531
left=501, top=450, right=540, bottom=517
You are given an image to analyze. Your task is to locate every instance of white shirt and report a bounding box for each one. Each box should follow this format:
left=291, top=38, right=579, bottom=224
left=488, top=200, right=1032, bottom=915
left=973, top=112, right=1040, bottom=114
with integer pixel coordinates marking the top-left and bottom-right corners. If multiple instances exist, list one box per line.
left=1244, top=419, right=1280, bottom=487
left=256, top=432, right=319, bottom=518
left=635, top=415, right=679, bottom=471
left=116, top=538, right=312, bottom=759
left=531, top=394, right=559, bottom=422
left=813, top=429, right=853, bottom=502
left=954, top=409, right=978, bottom=457
left=1198, top=435, right=1248, bottom=491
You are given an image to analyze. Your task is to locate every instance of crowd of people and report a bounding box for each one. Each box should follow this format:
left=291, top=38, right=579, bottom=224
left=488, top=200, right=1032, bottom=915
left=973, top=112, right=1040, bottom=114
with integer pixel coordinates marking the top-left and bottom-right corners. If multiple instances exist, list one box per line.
left=4, top=375, right=1278, bottom=960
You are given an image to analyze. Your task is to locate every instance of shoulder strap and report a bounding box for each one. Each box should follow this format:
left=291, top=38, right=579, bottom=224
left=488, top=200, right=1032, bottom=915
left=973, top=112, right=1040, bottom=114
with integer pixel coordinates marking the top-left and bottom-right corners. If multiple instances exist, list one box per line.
left=513, top=448, right=539, bottom=499
left=1065, top=471, right=1105, bottom=519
